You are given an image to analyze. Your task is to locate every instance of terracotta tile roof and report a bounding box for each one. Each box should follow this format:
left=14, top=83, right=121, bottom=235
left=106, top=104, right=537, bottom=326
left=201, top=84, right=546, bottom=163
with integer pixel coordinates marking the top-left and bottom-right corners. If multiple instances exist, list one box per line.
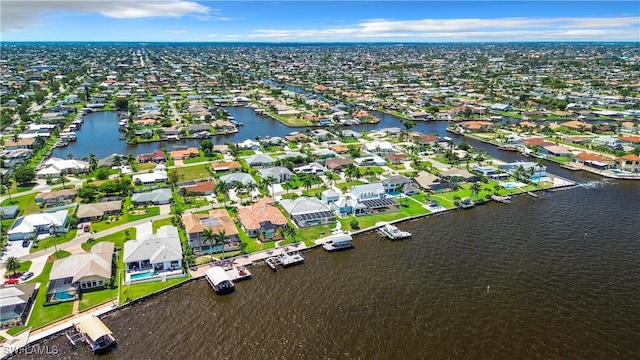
left=618, top=154, right=640, bottom=161
left=170, top=147, right=199, bottom=159
left=182, top=209, right=239, bottom=237
left=385, top=153, right=408, bottom=161
left=523, top=138, right=554, bottom=146
left=621, top=135, right=640, bottom=143
left=575, top=152, right=614, bottom=162
left=238, top=198, right=288, bottom=232
left=184, top=181, right=215, bottom=194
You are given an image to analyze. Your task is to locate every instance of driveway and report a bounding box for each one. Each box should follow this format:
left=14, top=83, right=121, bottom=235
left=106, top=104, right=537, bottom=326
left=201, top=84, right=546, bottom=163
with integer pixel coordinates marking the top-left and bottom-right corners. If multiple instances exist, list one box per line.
left=135, top=221, right=153, bottom=238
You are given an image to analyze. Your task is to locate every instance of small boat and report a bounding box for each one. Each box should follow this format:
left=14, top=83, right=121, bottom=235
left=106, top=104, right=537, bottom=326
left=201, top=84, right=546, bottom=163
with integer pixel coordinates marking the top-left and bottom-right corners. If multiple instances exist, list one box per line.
left=278, top=252, right=304, bottom=268
left=204, top=266, right=235, bottom=295
left=266, top=257, right=279, bottom=272
left=459, top=198, right=475, bottom=209
left=323, top=233, right=354, bottom=252
left=377, top=224, right=411, bottom=240
left=66, top=316, right=116, bottom=354
left=497, top=145, right=518, bottom=151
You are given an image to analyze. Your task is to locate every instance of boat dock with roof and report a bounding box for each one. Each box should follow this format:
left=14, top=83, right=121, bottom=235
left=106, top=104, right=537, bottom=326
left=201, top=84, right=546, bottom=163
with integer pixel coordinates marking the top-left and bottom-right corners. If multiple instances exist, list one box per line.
left=204, top=266, right=235, bottom=295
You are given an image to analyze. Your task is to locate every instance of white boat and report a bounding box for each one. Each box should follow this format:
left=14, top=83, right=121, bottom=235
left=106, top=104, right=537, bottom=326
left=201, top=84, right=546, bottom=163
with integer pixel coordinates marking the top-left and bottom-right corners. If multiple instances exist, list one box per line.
left=278, top=252, right=304, bottom=268
left=204, top=266, right=235, bottom=294
left=377, top=224, right=412, bottom=240
left=66, top=316, right=116, bottom=354
left=323, top=233, right=354, bottom=252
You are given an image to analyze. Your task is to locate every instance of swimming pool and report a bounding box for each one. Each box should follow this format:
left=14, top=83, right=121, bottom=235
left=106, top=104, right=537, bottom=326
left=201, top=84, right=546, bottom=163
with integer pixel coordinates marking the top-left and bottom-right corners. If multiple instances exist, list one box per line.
left=131, top=270, right=155, bottom=280
left=52, top=291, right=75, bottom=301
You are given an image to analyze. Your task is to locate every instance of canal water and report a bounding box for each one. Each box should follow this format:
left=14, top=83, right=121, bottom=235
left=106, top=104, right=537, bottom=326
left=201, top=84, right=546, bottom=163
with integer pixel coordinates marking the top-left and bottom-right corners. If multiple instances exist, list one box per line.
left=15, top=172, right=640, bottom=359
left=57, top=107, right=444, bottom=160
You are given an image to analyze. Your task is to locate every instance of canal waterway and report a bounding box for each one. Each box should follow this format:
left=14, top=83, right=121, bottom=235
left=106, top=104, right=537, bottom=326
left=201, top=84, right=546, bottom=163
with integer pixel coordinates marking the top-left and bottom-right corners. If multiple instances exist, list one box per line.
left=16, top=171, right=640, bottom=360
left=57, top=107, right=443, bottom=160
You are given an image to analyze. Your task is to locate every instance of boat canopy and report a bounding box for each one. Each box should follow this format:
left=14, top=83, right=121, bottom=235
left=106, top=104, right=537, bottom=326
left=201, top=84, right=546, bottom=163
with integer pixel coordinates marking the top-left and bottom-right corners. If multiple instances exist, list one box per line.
left=330, top=233, right=353, bottom=245
left=205, top=266, right=232, bottom=286
left=76, top=316, right=113, bottom=342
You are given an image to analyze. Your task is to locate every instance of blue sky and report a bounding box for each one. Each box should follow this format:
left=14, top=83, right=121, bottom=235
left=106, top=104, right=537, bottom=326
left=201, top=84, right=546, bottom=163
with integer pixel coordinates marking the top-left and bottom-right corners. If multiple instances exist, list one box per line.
left=2, top=1, right=639, bottom=42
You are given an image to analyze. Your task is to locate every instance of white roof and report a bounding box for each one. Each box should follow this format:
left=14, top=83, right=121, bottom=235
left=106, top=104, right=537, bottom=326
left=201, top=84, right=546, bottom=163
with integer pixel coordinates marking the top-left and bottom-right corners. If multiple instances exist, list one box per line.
left=205, top=266, right=232, bottom=286
left=7, top=210, right=68, bottom=235
left=123, top=225, right=182, bottom=264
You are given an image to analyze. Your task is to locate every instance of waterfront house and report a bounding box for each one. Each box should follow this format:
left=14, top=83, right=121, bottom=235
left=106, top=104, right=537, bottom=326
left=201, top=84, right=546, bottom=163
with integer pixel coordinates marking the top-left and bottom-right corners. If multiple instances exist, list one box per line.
left=36, top=157, right=90, bottom=178
left=35, top=189, right=77, bottom=207
left=280, top=197, right=336, bottom=228
left=182, top=209, right=240, bottom=254
left=132, top=170, right=168, bottom=185
left=169, top=147, right=199, bottom=160
left=3, top=137, right=40, bottom=150
left=380, top=175, right=413, bottom=194
left=211, top=161, right=242, bottom=173
left=285, top=133, right=312, bottom=143
left=351, top=183, right=386, bottom=201
left=473, top=165, right=508, bottom=180
left=238, top=198, right=288, bottom=239
left=0, top=283, right=37, bottom=328
left=540, top=145, right=573, bottom=157
left=123, top=225, right=183, bottom=273
left=137, top=149, right=165, bottom=163
left=414, top=171, right=451, bottom=192
left=572, top=152, right=616, bottom=170
left=76, top=201, right=122, bottom=222
left=258, top=167, right=294, bottom=183
left=439, top=168, right=479, bottom=183
left=7, top=210, right=69, bottom=241
left=245, top=153, right=275, bottom=168
left=321, top=189, right=340, bottom=204
left=219, top=173, right=257, bottom=187
left=237, top=139, right=260, bottom=150
left=411, top=134, right=439, bottom=146
left=459, top=121, right=494, bottom=132
left=330, top=195, right=368, bottom=217
left=498, top=162, right=547, bottom=179
left=47, top=242, right=114, bottom=301
left=131, top=189, right=172, bottom=205
left=616, top=154, right=640, bottom=172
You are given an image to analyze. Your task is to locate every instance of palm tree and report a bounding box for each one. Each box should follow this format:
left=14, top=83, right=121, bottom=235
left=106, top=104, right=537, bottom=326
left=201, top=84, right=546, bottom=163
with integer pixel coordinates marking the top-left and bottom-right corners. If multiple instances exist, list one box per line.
left=215, top=180, right=230, bottom=207
left=201, top=228, right=216, bottom=261
left=245, top=181, right=258, bottom=202
left=301, top=175, right=313, bottom=193
left=344, top=163, right=360, bottom=181
left=325, top=171, right=339, bottom=187
left=4, top=256, right=21, bottom=275
left=66, top=153, right=74, bottom=160
left=263, top=176, right=277, bottom=198
left=470, top=182, right=482, bottom=200
left=286, top=226, right=297, bottom=243
left=213, top=229, right=227, bottom=260
left=127, top=153, right=136, bottom=166
left=281, top=181, right=293, bottom=195
left=59, top=171, right=67, bottom=189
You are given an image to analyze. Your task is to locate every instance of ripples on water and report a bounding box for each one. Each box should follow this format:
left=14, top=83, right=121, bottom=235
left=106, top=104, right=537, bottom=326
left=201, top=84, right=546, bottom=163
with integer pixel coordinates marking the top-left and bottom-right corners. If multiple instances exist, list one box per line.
left=16, top=180, right=640, bottom=360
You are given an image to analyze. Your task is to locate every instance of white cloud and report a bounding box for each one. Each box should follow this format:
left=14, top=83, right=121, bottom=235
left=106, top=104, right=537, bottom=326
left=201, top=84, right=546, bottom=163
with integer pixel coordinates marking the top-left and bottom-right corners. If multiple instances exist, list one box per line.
left=248, top=16, right=640, bottom=41
left=1, top=0, right=211, bottom=32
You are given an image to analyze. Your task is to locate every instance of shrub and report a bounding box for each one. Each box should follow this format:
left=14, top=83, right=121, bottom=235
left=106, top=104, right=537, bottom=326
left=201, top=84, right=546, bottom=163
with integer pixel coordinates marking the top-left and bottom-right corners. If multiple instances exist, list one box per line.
left=349, top=218, right=360, bottom=230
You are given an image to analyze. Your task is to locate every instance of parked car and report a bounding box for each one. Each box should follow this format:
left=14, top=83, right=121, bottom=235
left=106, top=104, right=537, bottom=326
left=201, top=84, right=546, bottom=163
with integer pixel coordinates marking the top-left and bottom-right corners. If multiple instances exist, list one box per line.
left=83, top=224, right=90, bottom=232
left=22, top=239, right=30, bottom=248
left=19, top=272, right=34, bottom=281
left=4, top=278, right=19, bottom=285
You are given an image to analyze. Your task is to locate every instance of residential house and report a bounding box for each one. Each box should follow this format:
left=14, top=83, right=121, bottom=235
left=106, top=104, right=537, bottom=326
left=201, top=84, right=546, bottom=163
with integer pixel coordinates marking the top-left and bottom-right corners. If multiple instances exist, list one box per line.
left=294, top=162, right=326, bottom=175
left=76, top=200, right=122, bottom=222
left=414, top=171, right=451, bottom=192
left=4, top=137, right=40, bottom=150
left=363, top=140, right=395, bottom=155
left=572, top=152, right=616, bottom=170
left=245, top=153, right=275, bottom=168
left=7, top=210, right=69, bottom=241
left=411, top=134, right=439, bottom=146
left=350, top=183, right=399, bottom=215
left=131, top=189, right=172, bottom=205
left=498, top=161, right=547, bottom=178
left=541, top=145, right=573, bottom=157
left=0, top=283, right=37, bottom=327
left=182, top=181, right=215, bottom=196
left=123, top=225, right=183, bottom=273
left=473, top=165, right=508, bottom=180
left=1, top=148, right=33, bottom=168
left=325, top=158, right=352, bottom=171
left=211, top=161, right=242, bottom=173
left=182, top=209, right=240, bottom=254
left=439, top=168, right=479, bottom=183
left=258, top=167, right=294, bottom=183
left=35, top=189, right=77, bottom=207
left=380, top=175, right=413, bottom=194
left=385, top=153, right=409, bottom=164
left=280, top=197, right=336, bottom=228
left=354, top=156, right=387, bottom=166
left=132, top=170, right=168, bottom=185
left=321, top=189, right=340, bottom=204
left=36, top=157, right=89, bottom=178
left=617, top=154, right=640, bottom=172
left=137, top=149, right=165, bottom=163
left=48, top=242, right=114, bottom=298
left=459, top=121, right=494, bottom=132
left=238, top=198, right=288, bottom=239
left=351, top=183, right=386, bottom=201
left=219, top=173, right=257, bottom=187
left=0, top=205, right=19, bottom=220
left=170, top=147, right=199, bottom=160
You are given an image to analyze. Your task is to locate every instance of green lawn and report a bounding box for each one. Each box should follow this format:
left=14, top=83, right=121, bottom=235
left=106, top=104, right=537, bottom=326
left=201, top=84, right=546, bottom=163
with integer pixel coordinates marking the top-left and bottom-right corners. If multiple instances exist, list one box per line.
left=120, top=275, right=190, bottom=305
left=25, top=261, right=74, bottom=329
left=1, top=193, right=39, bottom=216
left=152, top=217, right=174, bottom=232
left=16, top=260, right=32, bottom=273
left=89, top=198, right=159, bottom=232
left=337, top=200, right=430, bottom=231
left=78, top=287, right=118, bottom=312
left=183, top=156, right=209, bottom=164
left=296, top=223, right=337, bottom=243
left=170, top=164, right=211, bottom=181
left=133, top=162, right=157, bottom=172
left=336, top=180, right=366, bottom=192
left=30, top=229, right=78, bottom=254
left=81, top=228, right=136, bottom=252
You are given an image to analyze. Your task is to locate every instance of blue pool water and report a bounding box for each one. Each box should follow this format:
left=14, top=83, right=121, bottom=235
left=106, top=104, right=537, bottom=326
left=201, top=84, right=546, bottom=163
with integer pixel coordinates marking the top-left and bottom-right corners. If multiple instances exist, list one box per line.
left=53, top=291, right=75, bottom=301
left=131, top=271, right=155, bottom=280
